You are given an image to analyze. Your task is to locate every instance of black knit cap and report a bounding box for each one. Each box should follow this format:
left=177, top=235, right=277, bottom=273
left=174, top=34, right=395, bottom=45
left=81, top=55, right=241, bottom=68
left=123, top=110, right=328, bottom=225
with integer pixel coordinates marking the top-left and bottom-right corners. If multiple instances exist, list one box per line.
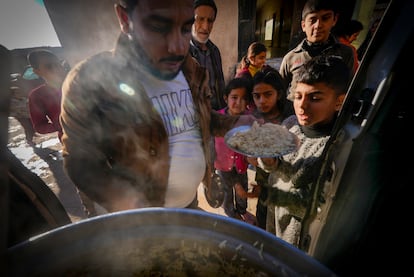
left=194, top=0, right=218, bottom=17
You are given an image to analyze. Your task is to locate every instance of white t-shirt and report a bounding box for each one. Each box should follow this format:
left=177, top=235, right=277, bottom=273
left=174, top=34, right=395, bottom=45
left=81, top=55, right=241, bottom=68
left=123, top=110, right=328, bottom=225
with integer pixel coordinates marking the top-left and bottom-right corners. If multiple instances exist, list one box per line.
left=139, top=70, right=205, bottom=208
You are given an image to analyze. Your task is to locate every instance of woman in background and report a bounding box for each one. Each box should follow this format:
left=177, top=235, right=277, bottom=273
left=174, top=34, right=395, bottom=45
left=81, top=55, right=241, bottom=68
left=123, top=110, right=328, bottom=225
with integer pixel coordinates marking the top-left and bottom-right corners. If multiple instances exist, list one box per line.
left=235, top=42, right=277, bottom=111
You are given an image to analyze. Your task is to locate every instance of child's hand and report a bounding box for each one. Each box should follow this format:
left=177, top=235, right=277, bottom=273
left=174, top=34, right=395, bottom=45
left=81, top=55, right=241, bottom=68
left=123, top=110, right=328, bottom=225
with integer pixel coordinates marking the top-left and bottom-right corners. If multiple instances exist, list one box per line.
left=247, top=184, right=261, bottom=198
left=261, top=157, right=278, bottom=167
left=234, top=183, right=248, bottom=199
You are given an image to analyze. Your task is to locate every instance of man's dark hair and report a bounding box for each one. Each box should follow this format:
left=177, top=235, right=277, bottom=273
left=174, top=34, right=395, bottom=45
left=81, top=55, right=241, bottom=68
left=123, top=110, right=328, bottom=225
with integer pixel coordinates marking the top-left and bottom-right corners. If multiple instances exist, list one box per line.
left=295, top=55, right=351, bottom=94
left=27, top=49, right=58, bottom=70
left=302, top=0, right=338, bottom=20
left=194, top=0, right=217, bottom=18
left=334, top=20, right=364, bottom=38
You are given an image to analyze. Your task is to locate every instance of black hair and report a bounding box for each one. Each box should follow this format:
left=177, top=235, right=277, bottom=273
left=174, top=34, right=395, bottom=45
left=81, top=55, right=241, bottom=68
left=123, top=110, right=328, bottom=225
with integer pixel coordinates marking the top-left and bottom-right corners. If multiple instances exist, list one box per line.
left=295, top=55, right=351, bottom=95
left=194, top=0, right=217, bottom=18
left=27, top=49, right=59, bottom=70
left=302, top=0, right=338, bottom=20
left=224, top=77, right=253, bottom=102
left=334, top=19, right=364, bottom=38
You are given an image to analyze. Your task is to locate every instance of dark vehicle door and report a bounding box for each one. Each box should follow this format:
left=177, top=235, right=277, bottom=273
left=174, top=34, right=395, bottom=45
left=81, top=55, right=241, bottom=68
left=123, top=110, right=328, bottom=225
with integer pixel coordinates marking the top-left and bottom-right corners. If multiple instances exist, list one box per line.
left=300, top=0, right=413, bottom=274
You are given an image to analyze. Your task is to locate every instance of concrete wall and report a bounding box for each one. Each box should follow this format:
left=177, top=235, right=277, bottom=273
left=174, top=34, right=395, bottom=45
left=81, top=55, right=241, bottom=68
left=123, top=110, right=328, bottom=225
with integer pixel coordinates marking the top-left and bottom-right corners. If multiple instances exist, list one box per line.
left=45, top=0, right=240, bottom=84
left=210, top=0, right=239, bottom=83
left=44, top=0, right=119, bottom=68
left=255, top=0, right=293, bottom=58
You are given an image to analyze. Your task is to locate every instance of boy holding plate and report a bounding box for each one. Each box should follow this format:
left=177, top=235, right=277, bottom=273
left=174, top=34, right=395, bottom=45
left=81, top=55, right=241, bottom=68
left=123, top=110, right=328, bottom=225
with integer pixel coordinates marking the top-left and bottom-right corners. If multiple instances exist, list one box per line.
left=253, top=55, right=350, bottom=247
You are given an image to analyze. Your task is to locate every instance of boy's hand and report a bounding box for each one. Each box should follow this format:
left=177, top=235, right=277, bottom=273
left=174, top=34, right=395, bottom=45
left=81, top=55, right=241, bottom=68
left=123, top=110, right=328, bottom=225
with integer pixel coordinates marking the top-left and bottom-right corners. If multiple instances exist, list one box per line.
left=261, top=157, right=278, bottom=167
left=247, top=184, right=261, bottom=198
left=246, top=156, right=258, bottom=166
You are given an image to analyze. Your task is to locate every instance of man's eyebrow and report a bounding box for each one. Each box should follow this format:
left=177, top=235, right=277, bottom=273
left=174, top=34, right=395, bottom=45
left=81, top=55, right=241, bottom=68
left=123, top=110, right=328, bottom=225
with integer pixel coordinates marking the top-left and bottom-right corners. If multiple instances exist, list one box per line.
left=307, top=90, right=324, bottom=96
left=307, top=10, right=333, bottom=19
left=294, top=89, right=322, bottom=95
left=317, top=10, right=334, bottom=18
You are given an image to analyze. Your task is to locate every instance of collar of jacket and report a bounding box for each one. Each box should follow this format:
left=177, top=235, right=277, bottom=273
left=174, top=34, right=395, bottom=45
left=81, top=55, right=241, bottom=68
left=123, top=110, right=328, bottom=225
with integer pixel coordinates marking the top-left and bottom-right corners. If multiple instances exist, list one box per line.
left=190, top=38, right=214, bottom=52
left=293, top=34, right=340, bottom=54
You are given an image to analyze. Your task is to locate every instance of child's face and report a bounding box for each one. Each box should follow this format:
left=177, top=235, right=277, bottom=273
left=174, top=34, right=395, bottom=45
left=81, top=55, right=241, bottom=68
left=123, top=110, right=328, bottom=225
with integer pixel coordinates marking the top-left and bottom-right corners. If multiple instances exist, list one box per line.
left=293, top=82, right=344, bottom=127
left=252, top=83, right=279, bottom=114
left=301, top=10, right=337, bottom=43
left=34, top=56, right=66, bottom=87
left=249, top=51, right=267, bottom=69
left=225, top=87, right=248, bottom=115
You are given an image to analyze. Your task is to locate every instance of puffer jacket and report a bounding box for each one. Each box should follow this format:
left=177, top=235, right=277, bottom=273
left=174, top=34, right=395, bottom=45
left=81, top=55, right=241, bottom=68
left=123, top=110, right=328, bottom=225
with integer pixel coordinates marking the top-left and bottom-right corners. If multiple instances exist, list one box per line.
left=60, top=33, right=239, bottom=212
left=279, top=35, right=354, bottom=97
left=214, top=108, right=248, bottom=173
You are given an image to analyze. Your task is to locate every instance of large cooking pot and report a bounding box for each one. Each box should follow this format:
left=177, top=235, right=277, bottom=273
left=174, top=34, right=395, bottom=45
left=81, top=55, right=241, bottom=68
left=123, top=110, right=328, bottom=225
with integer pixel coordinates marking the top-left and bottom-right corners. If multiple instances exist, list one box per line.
left=7, top=208, right=335, bottom=276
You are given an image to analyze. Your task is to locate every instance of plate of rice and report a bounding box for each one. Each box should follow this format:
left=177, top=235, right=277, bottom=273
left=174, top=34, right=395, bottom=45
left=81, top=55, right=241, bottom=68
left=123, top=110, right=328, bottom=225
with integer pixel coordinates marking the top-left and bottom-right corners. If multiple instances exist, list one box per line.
left=224, top=122, right=299, bottom=157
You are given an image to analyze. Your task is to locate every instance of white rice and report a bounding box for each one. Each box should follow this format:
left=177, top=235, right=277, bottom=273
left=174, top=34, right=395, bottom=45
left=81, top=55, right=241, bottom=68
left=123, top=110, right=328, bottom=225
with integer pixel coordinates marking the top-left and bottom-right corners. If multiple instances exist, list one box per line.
left=226, top=122, right=298, bottom=157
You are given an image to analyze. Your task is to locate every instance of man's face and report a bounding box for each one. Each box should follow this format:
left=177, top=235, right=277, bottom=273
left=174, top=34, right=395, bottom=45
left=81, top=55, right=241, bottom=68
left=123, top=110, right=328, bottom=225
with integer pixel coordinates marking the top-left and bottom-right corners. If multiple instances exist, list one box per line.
left=192, top=5, right=216, bottom=44
left=34, top=56, right=66, bottom=88
left=301, top=10, right=337, bottom=43
left=116, top=0, right=194, bottom=80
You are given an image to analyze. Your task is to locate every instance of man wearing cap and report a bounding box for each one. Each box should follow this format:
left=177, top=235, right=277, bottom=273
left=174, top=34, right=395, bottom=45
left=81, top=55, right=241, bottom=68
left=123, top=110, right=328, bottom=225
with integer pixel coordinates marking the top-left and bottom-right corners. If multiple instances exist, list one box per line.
left=279, top=0, right=355, bottom=103
left=190, top=0, right=226, bottom=111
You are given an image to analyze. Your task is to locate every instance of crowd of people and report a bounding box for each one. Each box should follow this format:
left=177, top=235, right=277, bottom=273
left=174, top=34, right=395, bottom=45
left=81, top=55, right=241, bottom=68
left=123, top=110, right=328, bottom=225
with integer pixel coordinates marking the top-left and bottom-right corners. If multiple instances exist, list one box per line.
left=6, top=0, right=367, bottom=248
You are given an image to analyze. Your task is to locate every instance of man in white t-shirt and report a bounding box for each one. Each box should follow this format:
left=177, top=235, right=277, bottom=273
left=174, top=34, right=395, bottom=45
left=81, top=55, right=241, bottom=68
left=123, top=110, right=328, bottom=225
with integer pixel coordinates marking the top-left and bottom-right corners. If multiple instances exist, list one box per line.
left=60, top=0, right=257, bottom=213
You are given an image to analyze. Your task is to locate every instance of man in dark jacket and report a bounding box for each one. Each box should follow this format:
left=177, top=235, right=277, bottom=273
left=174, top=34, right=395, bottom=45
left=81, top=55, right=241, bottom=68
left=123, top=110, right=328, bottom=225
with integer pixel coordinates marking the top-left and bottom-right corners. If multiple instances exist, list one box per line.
left=190, top=0, right=226, bottom=110
left=279, top=0, right=355, bottom=101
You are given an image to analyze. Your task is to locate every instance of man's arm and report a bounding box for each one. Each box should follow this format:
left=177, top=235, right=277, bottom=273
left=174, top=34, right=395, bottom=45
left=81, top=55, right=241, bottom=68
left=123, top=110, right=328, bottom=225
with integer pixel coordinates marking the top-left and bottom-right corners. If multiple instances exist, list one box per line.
left=210, top=110, right=262, bottom=137
left=60, top=56, right=169, bottom=212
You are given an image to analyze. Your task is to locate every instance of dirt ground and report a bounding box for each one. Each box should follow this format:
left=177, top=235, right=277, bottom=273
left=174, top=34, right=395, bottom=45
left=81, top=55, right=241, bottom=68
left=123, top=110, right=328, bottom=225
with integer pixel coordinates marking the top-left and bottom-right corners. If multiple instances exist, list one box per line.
left=7, top=117, right=88, bottom=222
left=7, top=117, right=258, bottom=224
